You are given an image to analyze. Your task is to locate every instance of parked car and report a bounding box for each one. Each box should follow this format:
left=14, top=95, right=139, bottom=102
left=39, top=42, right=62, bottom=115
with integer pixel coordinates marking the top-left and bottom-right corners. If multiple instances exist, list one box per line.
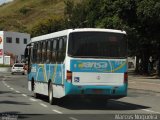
left=11, top=63, right=25, bottom=75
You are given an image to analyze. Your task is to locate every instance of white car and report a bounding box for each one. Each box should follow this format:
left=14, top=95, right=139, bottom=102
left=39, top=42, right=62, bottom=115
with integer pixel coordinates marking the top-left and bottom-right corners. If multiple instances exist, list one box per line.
left=11, top=63, right=25, bottom=75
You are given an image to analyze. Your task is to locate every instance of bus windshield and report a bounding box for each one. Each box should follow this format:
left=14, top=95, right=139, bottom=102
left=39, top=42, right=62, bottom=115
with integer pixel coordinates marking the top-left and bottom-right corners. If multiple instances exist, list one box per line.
left=68, top=32, right=127, bottom=58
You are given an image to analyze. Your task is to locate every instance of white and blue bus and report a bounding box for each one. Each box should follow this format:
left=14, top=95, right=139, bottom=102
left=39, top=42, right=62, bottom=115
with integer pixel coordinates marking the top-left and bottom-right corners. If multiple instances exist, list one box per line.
left=25, top=28, right=128, bottom=104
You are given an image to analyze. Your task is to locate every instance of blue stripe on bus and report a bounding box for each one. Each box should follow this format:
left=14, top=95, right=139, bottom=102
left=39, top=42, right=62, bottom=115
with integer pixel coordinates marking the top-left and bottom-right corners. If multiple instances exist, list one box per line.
left=28, top=64, right=65, bottom=85
left=70, top=59, right=127, bottom=73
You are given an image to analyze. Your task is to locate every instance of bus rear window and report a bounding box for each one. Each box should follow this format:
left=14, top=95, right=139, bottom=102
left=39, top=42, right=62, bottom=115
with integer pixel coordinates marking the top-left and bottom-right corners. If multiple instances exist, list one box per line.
left=68, top=32, right=127, bottom=58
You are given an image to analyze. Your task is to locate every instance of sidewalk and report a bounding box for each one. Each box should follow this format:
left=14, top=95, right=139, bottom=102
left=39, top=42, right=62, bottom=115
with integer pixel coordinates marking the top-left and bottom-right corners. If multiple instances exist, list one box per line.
left=128, top=70, right=160, bottom=93
left=0, top=67, right=11, bottom=72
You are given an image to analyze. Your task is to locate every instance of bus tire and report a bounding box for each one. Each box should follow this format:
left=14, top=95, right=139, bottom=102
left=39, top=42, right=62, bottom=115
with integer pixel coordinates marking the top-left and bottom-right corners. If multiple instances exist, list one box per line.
left=49, top=83, right=56, bottom=105
left=31, top=79, right=34, bottom=91
left=34, top=93, right=40, bottom=98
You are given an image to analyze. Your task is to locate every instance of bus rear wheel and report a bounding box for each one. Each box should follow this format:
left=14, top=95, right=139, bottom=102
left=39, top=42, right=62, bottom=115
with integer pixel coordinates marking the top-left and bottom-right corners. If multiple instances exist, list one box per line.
left=34, top=93, right=40, bottom=98
left=49, top=83, right=57, bottom=105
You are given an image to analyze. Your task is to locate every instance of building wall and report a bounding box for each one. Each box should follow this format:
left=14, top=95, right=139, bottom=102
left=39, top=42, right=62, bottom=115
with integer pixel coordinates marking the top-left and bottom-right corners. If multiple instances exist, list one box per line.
left=1, top=31, right=30, bottom=64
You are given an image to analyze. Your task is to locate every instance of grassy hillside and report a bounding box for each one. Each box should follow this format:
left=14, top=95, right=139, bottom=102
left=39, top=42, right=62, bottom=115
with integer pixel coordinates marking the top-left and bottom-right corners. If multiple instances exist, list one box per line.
left=0, top=0, right=74, bottom=33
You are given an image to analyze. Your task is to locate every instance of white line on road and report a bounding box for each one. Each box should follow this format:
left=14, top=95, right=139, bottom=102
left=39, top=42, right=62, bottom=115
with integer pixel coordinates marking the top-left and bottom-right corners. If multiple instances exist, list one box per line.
left=22, top=94, right=27, bottom=97
left=10, top=88, right=14, bottom=90
left=52, top=109, right=63, bottom=114
left=15, top=90, right=21, bottom=93
left=142, top=109, right=160, bottom=114
left=7, top=85, right=10, bottom=88
left=69, top=117, right=78, bottom=120
left=29, top=98, right=37, bottom=102
left=40, top=103, right=48, bottom=108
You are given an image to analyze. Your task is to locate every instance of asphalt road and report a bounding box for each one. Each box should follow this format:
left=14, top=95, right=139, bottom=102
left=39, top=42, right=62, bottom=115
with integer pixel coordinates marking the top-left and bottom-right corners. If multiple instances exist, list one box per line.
left=0, top=72, right=160, bottom=120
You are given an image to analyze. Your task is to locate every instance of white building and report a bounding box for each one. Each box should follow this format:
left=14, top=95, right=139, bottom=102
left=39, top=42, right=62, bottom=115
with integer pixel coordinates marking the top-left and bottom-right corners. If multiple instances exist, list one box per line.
left=0, top=31, right=30, bottom=64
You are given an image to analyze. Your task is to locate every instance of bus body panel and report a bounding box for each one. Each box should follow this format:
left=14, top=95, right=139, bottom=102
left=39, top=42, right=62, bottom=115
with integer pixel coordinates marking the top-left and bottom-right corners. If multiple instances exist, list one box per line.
left=64, top=82, right=127, bottom=97
left=28, top=63, right=66, bottom=98
left=72, top=72, right=124, bottom=86
left=70, top=59, right=127, bottom=85
left=29, top=64, right=64, bottom=84
left=70, top=59, right=127, bottom=73
left=26, top=28, right=128, bottom=100
left=63, top=59, right=128, bottom=98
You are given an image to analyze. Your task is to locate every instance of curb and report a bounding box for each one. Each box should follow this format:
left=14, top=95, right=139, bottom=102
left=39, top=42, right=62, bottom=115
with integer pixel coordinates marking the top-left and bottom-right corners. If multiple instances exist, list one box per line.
left=128, top=88, right=160, bottom=94
left=0, top=67, right=11, bottom=72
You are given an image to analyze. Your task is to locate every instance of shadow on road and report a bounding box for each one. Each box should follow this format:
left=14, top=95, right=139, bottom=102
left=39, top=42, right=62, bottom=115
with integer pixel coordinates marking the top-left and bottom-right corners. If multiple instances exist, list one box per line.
left=57, top=98, right=150, bottom=110
left=33, top=95, right=150, bottom=111
left=0, top=91, right=15, bottom=94
left=0, top=100, right=30, bottom=105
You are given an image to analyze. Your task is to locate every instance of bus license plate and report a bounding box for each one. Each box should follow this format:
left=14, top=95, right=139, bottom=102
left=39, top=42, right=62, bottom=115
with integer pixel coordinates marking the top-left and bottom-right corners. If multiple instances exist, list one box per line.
left=93, top=89, right=103, bottom=94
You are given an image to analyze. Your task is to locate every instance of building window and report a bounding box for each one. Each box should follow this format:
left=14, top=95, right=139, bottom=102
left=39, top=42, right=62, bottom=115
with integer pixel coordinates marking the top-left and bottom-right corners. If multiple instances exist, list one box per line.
left=24, top=38, right=27, bottom=44
left=6, top=37, right=12, bottom=43
left=16, top=38, right=20, bottom=44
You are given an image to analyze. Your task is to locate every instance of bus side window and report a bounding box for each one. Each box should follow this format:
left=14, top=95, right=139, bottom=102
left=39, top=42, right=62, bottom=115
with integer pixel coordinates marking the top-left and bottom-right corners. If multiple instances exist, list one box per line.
left=42, top=41, right=47, bottom=63
left=62, top=36, right=67, bottom=60
left=58, top=38, right=64, bottom=62
left=32, top=43, right=38, bottom=63
left=37, top=42, right=42, bottom=63
left=46, top=40, right=51, bottom=63
left=51, top=39, right=57, bottom=63
left=58, top=36, right=67, bottom=63
left=50, top=40, right=53, bottom=63
left=30, top=43, right=34, bottom=63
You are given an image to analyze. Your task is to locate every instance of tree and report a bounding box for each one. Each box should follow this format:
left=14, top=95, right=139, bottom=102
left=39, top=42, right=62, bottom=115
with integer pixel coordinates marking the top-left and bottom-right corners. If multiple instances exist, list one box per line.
left=64, top=0, right=160, bottom=75
left=29, top=16, right=65, bottom=37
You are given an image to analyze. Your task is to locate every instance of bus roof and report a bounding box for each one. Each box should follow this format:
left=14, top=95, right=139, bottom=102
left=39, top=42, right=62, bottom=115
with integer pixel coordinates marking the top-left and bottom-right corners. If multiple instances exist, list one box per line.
left=30, top=28, right=126, bottom=43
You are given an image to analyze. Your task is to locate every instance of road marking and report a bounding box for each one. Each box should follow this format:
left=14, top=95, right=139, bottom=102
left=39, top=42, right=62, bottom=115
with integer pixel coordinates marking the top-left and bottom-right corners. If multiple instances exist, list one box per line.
left=40, top=103, right=48, bottom=108
left=22, top=94, right=27, bottom=97
left=7, top=85, right=10, bottom=88
left=10, top=88, right=14, bottom=90
left=69, top=117, right=78, bottom=120
left=29, top=98, right=37, bottom=102
left=142, top=109, right=160, bottom=114
left=52, top=109, right=63, bottom=114
left=15, top=90, right=21, bottom=93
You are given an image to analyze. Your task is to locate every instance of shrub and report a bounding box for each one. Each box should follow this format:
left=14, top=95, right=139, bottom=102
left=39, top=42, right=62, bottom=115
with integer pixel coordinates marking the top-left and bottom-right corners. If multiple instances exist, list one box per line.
left=19, top=6, right=31, bottom=15
left=0, top=64, right=11, bottom=67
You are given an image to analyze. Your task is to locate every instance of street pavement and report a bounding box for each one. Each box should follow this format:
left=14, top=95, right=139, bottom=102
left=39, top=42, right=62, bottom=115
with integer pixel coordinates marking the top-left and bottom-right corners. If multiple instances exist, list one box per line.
left=0, top=71, right=160, bottom=120
left=128, top=70, right=160, bottom=93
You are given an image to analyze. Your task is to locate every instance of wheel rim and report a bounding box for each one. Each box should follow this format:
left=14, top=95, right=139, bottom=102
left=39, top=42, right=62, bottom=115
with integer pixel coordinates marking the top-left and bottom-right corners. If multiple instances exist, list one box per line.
left=49, top=86, right=53, bottom=103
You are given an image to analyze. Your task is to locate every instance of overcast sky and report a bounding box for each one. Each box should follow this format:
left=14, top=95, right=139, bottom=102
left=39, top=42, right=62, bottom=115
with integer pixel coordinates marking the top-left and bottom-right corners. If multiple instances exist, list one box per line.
left=0, top=0, right=14, bottom=5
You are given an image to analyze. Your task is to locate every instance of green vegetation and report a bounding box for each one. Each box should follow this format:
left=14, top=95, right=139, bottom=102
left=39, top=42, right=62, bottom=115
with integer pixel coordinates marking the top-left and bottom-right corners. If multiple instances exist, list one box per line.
left=0, top=64, right=11, bottom=67
left=64, top=0, right=160, bottom=76
left=0, top=0, right=160, bottom=75
left=0, top=0, right=67, bottom=32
